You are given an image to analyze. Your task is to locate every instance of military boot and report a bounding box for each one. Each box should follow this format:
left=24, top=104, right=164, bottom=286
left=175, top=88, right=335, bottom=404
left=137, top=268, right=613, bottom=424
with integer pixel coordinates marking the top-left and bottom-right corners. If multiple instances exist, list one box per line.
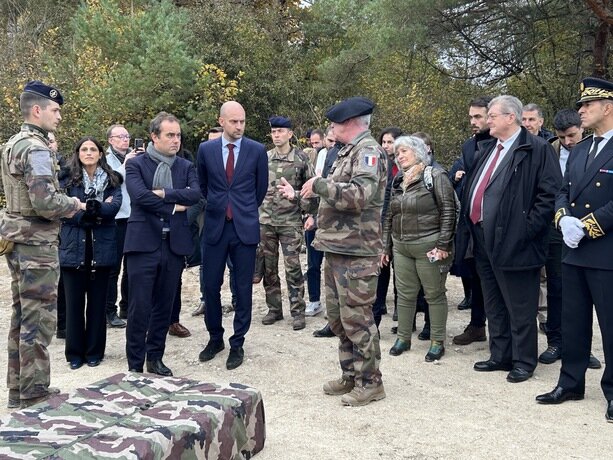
left=341, top=383, right=386, bottom=406
left=7, top=389, right=20, bottom=409
left=292, top=315, right=306, bottom=331
left=262, top=311, right=283, bottom=325
left=20, top=387, right=61, bottom=409
left=323, top=377, right=355, bottom=395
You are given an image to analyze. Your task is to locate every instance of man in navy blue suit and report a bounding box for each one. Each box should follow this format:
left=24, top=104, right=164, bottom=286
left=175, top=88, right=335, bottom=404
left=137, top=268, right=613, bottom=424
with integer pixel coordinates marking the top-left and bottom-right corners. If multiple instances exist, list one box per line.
left=197, top=101, right=268, bottom=370
left=124, top=112, right=201, bottom=376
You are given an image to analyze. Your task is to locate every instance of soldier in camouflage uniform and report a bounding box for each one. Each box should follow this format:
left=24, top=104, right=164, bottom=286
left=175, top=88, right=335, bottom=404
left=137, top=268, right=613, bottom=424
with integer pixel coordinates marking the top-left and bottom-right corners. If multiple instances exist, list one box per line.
left=259, top=116, right=316, bottom=331
left=282, top=97, right=387, bottom=406
left=0, top=81, right=82, bottom=409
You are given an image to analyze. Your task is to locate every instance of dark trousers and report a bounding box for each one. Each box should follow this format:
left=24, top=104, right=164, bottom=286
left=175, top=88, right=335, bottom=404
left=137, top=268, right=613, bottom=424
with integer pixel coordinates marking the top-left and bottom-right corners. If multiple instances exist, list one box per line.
left=125, top=239, right=183, bottom=369
left=202, top=220, right=257, bottom=349
left=62, top=267, right=110, bottom=363
left=558, top=264, right=613, bottom=399
left=200, top=256, right=237, bottom=305
left=466, top=259, right=486, bottom=328
left=170, top=268, right=185, bottom=324
left=57, top=273, right=66, bottom=332
left=373, top=258, right=397, bottom=326
left=106, top=218, right=129, bottom=315
left=473, top=224, right=540, bottom=371
left=305, top=229, right=323, bottom=302
left=544, top=228, right=563, bottom=347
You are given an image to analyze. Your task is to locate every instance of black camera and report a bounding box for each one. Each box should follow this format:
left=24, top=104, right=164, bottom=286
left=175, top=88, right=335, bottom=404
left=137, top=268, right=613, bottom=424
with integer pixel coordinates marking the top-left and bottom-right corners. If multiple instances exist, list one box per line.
left=134, top=138, right=144, bottom=151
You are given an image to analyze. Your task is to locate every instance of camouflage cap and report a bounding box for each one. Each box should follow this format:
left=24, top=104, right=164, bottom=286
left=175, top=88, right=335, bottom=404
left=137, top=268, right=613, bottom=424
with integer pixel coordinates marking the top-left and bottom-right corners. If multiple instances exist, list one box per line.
left=326, top=97, right=374, bottom=123
left=269, top=116, right=292, bottom=129
left=23, top=80, right=64, bottom=105
left=577, top=77, right=613, bottom=107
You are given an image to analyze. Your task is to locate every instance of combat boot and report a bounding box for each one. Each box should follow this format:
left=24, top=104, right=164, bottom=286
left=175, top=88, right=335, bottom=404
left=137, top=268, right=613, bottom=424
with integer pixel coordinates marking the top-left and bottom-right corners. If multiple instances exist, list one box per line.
left=341, top=383, right=386, bottom=406
left=7, top=389, right=19, bottom=409
left=262, top=311, right=283, bottom=325
left=323, top=377, right=355, bottom=395
left=292, top=315, right=306, bottom=331
left=20, top=387, right=61, bottom=409
left=452, top=325, right=486, bottom=345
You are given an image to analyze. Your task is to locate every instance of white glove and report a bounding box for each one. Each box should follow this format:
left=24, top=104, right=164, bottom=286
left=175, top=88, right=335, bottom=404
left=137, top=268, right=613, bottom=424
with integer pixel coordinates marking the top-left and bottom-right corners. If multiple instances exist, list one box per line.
left=559, top=216, right=586, bottom=248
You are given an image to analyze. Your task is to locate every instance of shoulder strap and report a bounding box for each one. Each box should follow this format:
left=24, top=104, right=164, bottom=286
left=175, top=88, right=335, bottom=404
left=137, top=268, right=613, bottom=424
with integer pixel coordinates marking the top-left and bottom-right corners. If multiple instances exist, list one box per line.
left=423, top=166, right=434, bottom=191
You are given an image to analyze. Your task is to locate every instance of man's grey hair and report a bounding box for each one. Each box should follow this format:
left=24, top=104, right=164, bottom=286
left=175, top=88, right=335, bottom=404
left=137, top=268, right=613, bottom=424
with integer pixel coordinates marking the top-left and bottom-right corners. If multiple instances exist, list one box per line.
left=523, top=103, right=544, bottom=118
left=106, top=124, right=126, bottom=139
left=394, top=135, right=432, bottom=166
left=356, top=114, right=371, bottom=128
left=489, top=95, right=523, bottom=126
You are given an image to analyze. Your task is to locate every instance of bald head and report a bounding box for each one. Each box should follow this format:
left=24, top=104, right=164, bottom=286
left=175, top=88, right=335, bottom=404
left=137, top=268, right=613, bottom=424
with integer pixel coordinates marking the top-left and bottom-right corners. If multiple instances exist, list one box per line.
left=219, top=101, right=246, bottom=141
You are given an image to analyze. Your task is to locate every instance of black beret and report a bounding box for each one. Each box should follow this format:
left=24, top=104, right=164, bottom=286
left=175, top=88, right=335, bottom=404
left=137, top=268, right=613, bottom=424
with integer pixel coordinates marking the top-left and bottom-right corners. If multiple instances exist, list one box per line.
left=325, top=96, right=374, bottom=123
left=23, top=80, right=64, bottom=105
left=577, top=77, right=613, bottom=106
left=269, top=116, right=292, bottom=129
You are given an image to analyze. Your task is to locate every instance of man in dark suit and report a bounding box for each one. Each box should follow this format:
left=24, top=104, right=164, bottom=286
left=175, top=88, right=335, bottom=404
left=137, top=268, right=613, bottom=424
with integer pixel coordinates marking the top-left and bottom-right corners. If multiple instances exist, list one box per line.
left=124, top=112, right=201, bottom=376
left=464, top=95, right=561, bottom=383
left=197, top=101, right=268, bottom=370
left=537, top=77, right=613, bottom=421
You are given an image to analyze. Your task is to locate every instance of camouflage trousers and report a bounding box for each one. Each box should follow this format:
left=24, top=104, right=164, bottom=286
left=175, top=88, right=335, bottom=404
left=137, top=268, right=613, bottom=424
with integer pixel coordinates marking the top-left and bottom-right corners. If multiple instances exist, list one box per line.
left=324, top=252, right=382, bottom=387
left=5, top=243, right=58, bottom=400
left=258, top=224, right=306, bottom=317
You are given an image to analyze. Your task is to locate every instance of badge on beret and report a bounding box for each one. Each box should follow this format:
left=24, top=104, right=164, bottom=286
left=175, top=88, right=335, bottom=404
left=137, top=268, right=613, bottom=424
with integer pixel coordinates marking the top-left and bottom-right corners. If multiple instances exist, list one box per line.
left=364, top=154, right=377, bottom=167
left=49, top=89, right=58, bottom=99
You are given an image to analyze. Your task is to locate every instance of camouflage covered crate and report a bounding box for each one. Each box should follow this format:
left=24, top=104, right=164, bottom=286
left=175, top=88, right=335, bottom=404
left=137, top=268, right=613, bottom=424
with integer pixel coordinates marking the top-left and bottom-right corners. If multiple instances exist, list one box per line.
left=0, top=373, right=266, bottom=459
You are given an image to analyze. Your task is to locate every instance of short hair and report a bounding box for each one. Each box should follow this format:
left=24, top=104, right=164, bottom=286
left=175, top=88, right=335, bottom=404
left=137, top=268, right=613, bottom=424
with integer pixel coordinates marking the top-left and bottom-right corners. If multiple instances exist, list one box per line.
left=523, top=103, right=544, bottom=118
left=310, top=129, right=324, bottom=139
left=411, top=131, right=433, bottom=149
left=378, top=127, right=403, bottom=145
left=324, top=125, right=334, bottom=136
left=149, top=111, right=180, bottom=135
left=19, top=92, right=52, bottom=118
left=208, top=126, right=223, bottom=134
left=469, top=96, right=493, bottom=109
left=356, top=114, right=371, bottom=128
left=553, top=109, right=581, bottom=131
left=394, top=135, right=431, bottom=166
left=489, top=95, right=523, bottom=126
left=106, top=124, right=126, bottom=139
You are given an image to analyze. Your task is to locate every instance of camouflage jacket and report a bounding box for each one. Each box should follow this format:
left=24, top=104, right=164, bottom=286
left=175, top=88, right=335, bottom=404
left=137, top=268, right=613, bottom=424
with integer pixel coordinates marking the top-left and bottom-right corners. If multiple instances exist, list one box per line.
left=0, top=124, right=79, bottom=245
left=312, top=130, right=387, bottom=256
left=259, top=146, right=316, bottom=226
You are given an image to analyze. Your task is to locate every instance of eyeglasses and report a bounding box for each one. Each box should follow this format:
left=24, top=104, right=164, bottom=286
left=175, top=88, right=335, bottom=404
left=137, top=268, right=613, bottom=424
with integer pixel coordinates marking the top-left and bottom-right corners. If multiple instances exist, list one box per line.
left=110, top=134, right=131, bottom=140
left=487, top=113, right=511, bottom=120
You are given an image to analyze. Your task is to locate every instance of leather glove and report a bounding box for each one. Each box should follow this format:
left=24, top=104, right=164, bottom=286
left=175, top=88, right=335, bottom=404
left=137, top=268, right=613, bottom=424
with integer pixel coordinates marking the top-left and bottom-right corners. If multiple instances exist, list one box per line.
left=559, top=216, right=585, bottom=248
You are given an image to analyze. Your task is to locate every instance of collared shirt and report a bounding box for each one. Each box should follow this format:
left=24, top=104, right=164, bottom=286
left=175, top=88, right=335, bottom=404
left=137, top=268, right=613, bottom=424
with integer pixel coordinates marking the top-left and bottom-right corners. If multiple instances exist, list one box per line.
left=559, top=145, right=570, bottom=175
left=593, top=128, right=613, bottom=158
left=222, top=136, right=242, bottom=168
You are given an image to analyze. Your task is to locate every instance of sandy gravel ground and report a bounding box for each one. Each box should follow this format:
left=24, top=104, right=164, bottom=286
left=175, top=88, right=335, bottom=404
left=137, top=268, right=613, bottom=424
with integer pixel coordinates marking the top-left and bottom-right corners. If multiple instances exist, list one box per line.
left=0, top=261, right=610, bottom=459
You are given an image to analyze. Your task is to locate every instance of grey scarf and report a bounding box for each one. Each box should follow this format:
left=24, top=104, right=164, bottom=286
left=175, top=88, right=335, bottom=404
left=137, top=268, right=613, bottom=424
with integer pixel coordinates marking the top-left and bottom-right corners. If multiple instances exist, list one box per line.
left=147, top=143, right=175, bottom=189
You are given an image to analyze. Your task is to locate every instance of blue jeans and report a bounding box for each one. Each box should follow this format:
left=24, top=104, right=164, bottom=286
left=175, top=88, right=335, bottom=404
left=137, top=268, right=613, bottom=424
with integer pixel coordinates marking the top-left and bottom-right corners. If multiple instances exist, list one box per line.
left=305, top=229, right=323, bottom=302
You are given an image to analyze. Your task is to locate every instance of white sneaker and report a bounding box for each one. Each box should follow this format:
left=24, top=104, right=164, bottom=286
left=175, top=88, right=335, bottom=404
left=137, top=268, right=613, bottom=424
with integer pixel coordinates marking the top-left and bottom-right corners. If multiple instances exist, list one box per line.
left=305, top=301, right=323, bottom=317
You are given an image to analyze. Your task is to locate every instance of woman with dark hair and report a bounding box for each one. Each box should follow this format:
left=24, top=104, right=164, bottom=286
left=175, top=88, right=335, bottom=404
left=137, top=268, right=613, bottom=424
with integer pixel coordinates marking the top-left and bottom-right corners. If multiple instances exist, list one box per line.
left=59, top=136, right=122, bottom=369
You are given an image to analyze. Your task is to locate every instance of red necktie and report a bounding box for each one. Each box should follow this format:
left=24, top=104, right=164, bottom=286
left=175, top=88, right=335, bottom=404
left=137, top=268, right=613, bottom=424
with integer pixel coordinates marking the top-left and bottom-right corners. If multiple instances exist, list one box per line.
left=226, top=143, right=235, bottom=219
left=470, top=143, right=504, bottom=224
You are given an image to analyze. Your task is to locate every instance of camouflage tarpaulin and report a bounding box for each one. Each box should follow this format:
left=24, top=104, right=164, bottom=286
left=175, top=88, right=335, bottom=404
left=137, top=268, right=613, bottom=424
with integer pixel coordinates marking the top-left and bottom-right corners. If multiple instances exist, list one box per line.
left=0, top=372, right=266, bottom=459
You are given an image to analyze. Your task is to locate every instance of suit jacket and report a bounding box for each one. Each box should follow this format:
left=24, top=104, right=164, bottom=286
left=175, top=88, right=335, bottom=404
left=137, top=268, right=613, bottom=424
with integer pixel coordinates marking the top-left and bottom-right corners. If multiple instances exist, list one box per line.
left=124, top=152, right=201, bottom=256
left=197, top=136, right=268, bottom=245
left=556, top=135, right=613, bottom=270
left=463, top=127, right=562, bottom=270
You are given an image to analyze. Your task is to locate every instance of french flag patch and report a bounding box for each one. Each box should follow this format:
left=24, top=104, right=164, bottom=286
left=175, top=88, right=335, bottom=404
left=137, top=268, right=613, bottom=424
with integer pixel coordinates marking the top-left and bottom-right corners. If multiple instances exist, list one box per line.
left=364, top=154, right=377, bottom=167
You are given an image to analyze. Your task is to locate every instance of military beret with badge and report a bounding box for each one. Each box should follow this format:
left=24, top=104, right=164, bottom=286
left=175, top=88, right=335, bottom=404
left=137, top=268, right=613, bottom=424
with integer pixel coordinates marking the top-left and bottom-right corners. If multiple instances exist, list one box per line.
left=269, top=116, right=292, bottom=129
left=23, top=80, right=64, bottom=105
left=325, top=96, right=375, bottom=123
left=577, top=77, right=613, bottom=107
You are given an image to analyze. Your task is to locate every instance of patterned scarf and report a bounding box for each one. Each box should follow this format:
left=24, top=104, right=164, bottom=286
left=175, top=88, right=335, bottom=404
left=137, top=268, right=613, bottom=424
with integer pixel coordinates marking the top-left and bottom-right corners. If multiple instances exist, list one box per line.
left=401, top=162, right=426, bottom=191
left=82, top=167, right=108, bottom=201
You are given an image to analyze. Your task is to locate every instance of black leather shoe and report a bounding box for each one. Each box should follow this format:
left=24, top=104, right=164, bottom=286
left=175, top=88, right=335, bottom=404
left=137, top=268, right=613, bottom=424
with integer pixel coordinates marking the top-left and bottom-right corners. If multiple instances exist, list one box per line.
left=536, top=386, right=584, bottom=404
left=474, top=359, right=513, bottom=372
left=389, top=338, right=411, bottom=356
left=128, top=368, right=143, bottom=373
left=146, top=359, right=173, bottom=376
left=87, top=359, right=101, bottom=367
left=390, top=326, right=398, bottom=334
left=538, top=346, right=562, bottom=364
left=313, top=324, right=335, bottom=338
left=226, top=347, right=244, bottom=370
left=199, top=341, right=225, bottom=362
left=457, top=295, right=472, bottom=310
left=107, top=312, right=127, bottom=328
left=589, top=353, right=602, bottom=370
left=69, top=360, right=83, bottom=370
left=507, top=367, right=533, bottom=383
left=606, top=401, right=613, bottom=422
left=417, top=327, right=430, bottom=341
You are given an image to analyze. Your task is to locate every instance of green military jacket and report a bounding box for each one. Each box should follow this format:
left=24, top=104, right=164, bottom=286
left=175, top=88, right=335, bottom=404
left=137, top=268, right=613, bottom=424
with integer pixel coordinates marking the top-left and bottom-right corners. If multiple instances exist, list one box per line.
left=0, top=124, right=78, bottom=245
left=259, top=146, right=316, bottom=227
left=312, top=130, right=387, bottom=256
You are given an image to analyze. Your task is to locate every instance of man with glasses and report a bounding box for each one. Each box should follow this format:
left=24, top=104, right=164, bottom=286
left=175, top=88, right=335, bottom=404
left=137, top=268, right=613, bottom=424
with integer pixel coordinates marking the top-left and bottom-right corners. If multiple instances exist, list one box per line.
left=463, top=95, right=561, bottom=383
left=123, top=112, right=201, bottom=376
left=105, top=124, right=136, bottom=328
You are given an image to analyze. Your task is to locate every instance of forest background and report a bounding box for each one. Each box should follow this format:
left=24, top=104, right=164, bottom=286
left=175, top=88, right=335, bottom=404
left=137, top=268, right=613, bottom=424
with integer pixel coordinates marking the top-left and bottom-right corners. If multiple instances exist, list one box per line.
left=1, top=0, right=612, bottom=166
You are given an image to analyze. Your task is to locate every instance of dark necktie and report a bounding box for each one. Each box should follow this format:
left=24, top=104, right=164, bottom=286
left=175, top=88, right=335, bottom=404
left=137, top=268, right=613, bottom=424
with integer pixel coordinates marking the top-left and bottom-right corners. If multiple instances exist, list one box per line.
left=226, top=143, right=235, bottom=219
left=585, top=136, right=604, bottom=171
left=470, top=143, right=504, bottom=225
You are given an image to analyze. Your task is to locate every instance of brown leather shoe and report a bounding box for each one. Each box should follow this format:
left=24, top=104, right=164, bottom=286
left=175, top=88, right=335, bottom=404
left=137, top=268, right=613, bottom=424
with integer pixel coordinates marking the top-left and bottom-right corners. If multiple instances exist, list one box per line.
left=168, top=322, right=191, bottom=338
left=453, top=324, right=486, bottom=345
